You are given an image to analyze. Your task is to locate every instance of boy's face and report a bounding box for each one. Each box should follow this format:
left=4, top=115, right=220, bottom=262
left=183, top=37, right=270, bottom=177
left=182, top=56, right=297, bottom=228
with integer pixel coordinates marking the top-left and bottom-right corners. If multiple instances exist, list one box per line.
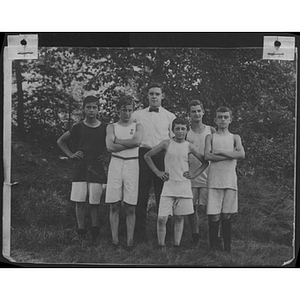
left=173, top=123, right=188, bottom=140
left=148, top=87, right=164, bottom=108
left=189, top=105, right=204, bottom=123
left=119, top=104, right=134, bottom=122
left=84, top=101, right=99, bottom=118
left=215, top=111, right=232, bottom=129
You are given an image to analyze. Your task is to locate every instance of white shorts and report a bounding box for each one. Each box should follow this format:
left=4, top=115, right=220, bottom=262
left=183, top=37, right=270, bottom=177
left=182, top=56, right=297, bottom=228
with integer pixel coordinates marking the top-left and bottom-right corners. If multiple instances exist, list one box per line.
left=192, top=187, right=208, bottom=206
left=105, top=157, right=139, bottom=205
left=158, top=196, right=194, bottom=217
left=206, top=188, right=238, bottom=215
left=70, top=182, right=103, bottom=205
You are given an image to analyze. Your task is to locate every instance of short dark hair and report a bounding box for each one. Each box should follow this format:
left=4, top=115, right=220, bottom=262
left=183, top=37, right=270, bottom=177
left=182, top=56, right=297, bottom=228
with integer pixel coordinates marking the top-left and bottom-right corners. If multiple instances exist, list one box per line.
left=146, top=82, right=164, bottom=93
left=116, top=95, right=135, bottom=110
left=83, top=95, right=99, bottom=109
left=172, top=117, right=189, bottom=131
left=188, top=99, right=204, bottom=112
left=215, top=106, right=233, bottom=118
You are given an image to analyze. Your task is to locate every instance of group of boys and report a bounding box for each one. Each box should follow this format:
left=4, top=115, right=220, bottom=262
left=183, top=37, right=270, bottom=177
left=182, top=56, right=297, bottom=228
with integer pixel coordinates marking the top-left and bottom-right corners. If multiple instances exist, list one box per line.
left=57, top=82, right=245, bottom=253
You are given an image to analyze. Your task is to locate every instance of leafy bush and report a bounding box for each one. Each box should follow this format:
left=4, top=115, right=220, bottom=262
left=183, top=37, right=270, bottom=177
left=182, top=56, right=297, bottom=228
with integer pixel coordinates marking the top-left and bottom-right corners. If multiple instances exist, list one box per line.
left=12, top=48, right=296, bottom=183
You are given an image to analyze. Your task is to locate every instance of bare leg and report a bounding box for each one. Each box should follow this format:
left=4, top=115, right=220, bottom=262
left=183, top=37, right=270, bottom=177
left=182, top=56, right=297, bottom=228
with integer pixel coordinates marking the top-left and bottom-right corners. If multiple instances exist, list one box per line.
left=109, top=202, right=120, bottom=245
left=173, top=215, right=184, bottom=246
left=125, top=203, right=136, bottom=247
left=157, top=216, right=168, bottom=246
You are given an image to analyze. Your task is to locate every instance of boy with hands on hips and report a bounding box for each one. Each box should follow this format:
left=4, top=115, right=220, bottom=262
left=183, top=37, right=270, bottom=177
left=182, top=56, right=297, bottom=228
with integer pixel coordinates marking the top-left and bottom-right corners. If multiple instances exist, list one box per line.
left=144, top=117, right=208, bottom=248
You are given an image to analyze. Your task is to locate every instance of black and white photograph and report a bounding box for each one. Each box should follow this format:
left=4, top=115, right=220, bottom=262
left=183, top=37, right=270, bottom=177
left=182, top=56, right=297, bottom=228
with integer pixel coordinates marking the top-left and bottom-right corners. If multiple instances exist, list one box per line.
left=2, top=33, right=298, bottom=267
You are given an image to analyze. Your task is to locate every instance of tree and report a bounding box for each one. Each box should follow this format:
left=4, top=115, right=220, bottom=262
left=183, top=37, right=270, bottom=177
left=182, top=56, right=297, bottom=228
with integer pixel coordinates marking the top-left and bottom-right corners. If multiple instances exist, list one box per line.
left=12, top=47, right=296, bottom=181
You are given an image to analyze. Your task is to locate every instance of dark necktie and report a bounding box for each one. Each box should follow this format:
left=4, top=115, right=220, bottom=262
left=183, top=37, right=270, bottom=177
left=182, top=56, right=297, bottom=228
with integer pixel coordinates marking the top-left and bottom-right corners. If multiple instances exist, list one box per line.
left=149, top=108, right=159, bottom=113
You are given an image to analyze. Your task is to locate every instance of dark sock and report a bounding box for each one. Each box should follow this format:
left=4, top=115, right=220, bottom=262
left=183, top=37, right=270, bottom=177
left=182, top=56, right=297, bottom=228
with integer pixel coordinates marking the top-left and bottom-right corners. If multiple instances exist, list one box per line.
left=221, top=219, right=232, bottom=252
left=208, top=219, right=220, bottom=250
left=166, top=217, right=174, bottom=240
left=77, top=228, right=86, bottom=235
left=91, top=226, right=100, bottom=239
left=76, top=228, right=87, bottom=239
left=192, top=233, right=200, bottom=244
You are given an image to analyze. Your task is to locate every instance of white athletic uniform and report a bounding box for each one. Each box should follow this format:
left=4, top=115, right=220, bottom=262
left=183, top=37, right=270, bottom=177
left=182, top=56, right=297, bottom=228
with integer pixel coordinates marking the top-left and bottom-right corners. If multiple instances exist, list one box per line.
left=105, top=122, right=139, bottom=205
left=159, top=139, right=194, bottom=216
left=207, top=133, right=238, bottom=214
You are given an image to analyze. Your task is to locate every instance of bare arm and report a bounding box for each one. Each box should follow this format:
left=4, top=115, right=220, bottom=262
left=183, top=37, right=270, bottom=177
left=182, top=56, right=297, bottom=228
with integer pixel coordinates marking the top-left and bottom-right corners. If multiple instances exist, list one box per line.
left=204, top=134, right=228, bottom=162
left=168, top=114, right=176, bottom=138
left=144, top=140, right=170, bottom=182
left=105, top=124, right=128, bottom=153
left=184, top=143, right=209, bottom=179
left=57, top=131, right=83, bottom=159
left=213, top=135, right=245, bottom=160
left=115, top=123, right=143, bottom=148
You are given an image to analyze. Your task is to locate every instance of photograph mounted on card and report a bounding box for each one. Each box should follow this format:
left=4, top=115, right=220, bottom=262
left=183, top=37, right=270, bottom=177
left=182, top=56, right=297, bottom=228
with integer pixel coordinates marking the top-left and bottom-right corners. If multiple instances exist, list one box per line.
left=263, top=36, right=295, bottom=60
left=7, top=34, right=38, bottom=60
left=2, top=33, right=297, bottom=267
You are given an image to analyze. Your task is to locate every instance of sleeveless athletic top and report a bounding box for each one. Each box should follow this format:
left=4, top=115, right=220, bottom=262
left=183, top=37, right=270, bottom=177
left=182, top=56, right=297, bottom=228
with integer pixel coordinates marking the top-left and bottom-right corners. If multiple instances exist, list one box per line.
left=186, top=125, right=212, bottom=188
left=161, top=139, right=193, bottom=198
left=69, top=121, right=107, bottom=183
left=207, top=133, right=237, bottom=190
left=113, top=122, right=139, bottom=158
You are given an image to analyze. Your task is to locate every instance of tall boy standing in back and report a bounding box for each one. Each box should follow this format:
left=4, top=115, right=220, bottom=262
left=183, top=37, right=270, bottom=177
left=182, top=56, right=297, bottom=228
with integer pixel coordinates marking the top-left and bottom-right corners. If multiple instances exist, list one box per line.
left=132, top=82, right=176, bottom=242
left=186, top=100, right=216, bottom=245
left=57, top=95, right=107, bottom=241
left=204, top=106, right=245, bottom=252
left=144, top=118, right=208, bottom=248
left=105, top=96, right=143, bottom=249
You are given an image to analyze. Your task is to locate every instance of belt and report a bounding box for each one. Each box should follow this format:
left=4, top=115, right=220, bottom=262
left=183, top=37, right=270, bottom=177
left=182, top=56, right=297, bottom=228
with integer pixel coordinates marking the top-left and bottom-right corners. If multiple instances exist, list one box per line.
left=111, top=154, right=139, bottom=160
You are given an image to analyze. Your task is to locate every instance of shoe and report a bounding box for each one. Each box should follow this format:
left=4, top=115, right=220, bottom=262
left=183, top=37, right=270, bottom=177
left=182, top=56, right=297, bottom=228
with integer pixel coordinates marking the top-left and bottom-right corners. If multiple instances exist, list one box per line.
left=111, top=242, right=119, bottom=250
left=192, top=233, right=200, bottom=245
left=173, top=244, right=182, bottom=252
left=77, top=228, right=87, bottom=239
left=157, top=245, right=166, bottom=250
left=123, top=245, right=134, bottom=252
left=76, top=228, right=87, bottom=236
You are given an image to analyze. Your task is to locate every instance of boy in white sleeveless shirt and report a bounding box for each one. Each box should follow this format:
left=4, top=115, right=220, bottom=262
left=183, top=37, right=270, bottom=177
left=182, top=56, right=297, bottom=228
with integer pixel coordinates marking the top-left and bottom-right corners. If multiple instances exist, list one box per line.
left=144, top=118, right=208, bottom=248
left=204, top=106, right=245, bottom=252
left=186, top=100, right=216, bottom=245
left=105, top=96, right=143, bottom=250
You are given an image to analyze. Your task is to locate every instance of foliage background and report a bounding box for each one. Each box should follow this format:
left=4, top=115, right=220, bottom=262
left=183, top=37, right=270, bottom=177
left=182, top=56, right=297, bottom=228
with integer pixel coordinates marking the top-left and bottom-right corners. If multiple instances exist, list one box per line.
left=12, top=47, right=296, bottom=182
left=10, top=47, right=296, bottom=266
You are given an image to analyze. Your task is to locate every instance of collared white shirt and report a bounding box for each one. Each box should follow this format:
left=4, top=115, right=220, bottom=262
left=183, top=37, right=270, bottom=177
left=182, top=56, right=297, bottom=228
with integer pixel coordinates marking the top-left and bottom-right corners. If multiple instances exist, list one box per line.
left=132, top=106, right=176, bottom=148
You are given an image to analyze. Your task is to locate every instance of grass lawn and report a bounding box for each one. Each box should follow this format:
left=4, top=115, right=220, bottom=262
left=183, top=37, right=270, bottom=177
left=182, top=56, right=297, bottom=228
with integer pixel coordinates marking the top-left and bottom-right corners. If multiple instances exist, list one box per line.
left=8, top=139, right=295, bottom=267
